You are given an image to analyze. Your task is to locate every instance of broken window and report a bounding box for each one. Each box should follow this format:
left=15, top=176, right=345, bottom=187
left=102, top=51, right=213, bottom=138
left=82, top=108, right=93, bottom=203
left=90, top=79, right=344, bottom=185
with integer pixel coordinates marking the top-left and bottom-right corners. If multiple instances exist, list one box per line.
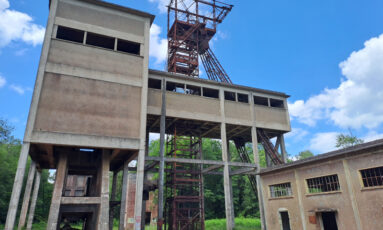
left=270, top=98, right=285, bottom=108
left=148, top=78, right=162, bottom=90
left=166, top=81, right=185, bottom=93
left=186, top=85, right=201, bottom=96
left=56, top=26, right=84, bottom=43
left=117, top=39, right=140, bottom=55
left=306, top=174, right=340, bottom=194
left=269, top=182, right=292, bottom=198
left=202, top=87, right=219, bottom=99
left=224, top=91, right=236, bottom=101
left=254, top=96, right=269, bottom=106
left=237, top=93, right=249, bottom=103
left=86, top=32, right=115, bottom=50
left=360, top=166, right=383, bottom=187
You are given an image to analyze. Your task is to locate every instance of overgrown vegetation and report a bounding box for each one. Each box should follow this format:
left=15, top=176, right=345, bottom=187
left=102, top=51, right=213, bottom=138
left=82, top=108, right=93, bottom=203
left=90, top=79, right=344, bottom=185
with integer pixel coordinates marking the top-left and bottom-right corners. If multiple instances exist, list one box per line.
left=205, top=218, right=261, bottom=230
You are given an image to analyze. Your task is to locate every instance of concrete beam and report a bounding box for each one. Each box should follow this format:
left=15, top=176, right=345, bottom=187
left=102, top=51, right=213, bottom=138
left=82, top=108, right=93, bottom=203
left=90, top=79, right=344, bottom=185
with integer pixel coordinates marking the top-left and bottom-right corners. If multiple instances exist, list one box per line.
left=119, top=161, right=129, bottom=230
left=26, top=170, right=41, bottom=230
left=98, top=150, right=110, bottom=230
left=61, top=197, right=101, bottom=204
left=4, top=143, right=30, bottom=230
left=230, top=167, right=256, bottom=176
left=110, top=172, right=118, bottom=230
left=202, top=165, right=223, bottom=174
left=18, top=161, right=36, bottom=230
left=145, top=156, right=257, bottom=168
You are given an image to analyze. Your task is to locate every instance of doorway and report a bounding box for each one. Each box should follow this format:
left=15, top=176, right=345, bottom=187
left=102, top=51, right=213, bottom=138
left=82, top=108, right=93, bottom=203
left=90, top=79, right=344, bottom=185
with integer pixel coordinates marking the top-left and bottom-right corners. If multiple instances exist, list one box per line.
left=321, top=212, right=338, bottom=230
left=279, top=211, right=291, bottom=230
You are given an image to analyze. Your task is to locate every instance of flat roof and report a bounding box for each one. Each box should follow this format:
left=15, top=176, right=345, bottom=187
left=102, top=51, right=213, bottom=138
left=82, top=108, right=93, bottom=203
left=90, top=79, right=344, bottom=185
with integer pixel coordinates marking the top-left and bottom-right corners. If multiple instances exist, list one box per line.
left=51, top=0, right=156, bottom=24
left=149, top=69, right=290, bottom=98
left=260, top=138, right=383, bottom=175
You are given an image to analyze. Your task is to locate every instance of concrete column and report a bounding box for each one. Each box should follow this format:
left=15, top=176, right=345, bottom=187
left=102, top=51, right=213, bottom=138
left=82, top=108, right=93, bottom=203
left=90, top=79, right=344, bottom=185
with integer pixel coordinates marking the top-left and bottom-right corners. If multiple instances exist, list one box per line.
left=47, top=152, right=68, bottom=230
left=280, top=134, right=287, bottom=163
left=18, top=161, right=36, bottom=230
left=110, top=171, right=118, bottom=230
left=294, top=170, right=307, bottom=230
left=157, top=79, right=166, bottom=230
left=26, top=170, right=41, bottom=230
left=4, top=142, right=30, bottom=230
left=98, top=150, right=110, bottom=230
left=119, top=161, right=130, bottom=230
left=221, top=123, right=235, bottom=230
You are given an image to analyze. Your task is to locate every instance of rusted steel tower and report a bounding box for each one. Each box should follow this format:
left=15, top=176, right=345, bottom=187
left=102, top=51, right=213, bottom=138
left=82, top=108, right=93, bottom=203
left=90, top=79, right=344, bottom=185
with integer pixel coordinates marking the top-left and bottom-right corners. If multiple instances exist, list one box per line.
left=167, top=0, right=233, bottom=83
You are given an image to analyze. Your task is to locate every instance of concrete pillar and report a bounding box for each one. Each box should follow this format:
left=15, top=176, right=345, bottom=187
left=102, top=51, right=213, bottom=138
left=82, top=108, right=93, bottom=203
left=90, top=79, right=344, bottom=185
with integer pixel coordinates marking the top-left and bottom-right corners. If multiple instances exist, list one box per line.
left=280, top=134, right=287, bottom=163
left=110, top=171, right=118, bottom=230
left=119, top=161, right=130, bottom=230
left=4, top=142, right=30, bottom=230
left=26, top=170, right=41, bottom=230
left=47, top=152, right=68, bottom=230
left=98, top=150, right=110, bottom=230
left=221, top=123, right=235, bottom=229
left=18, top=161, right=36, bottom=230
left=294, top=170, right=307, bottom=230
left=157, top=79, right=166, bottom=230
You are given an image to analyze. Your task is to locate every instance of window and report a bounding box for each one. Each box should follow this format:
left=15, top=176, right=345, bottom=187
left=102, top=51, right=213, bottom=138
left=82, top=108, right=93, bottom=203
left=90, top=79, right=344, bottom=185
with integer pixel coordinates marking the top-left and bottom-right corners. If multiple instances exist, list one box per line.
left=56, top=26, right=84, bottom=43
left=321, top=212, right=338, bottom=230
left=224, top=91, right=236, bottom=101
left=166, top=81, right=185, bottom=93
left=117, top=39, right=140, bottom=55
left=202, top=87, right=219, bottom=99
left=186, top=85, right=201, bottom=95
left=306, top=174, right=340, bottom=194
left=86, top=32, right=115, bottom=50
left=254, top=96, right=269, bottom=106
left=237, top=93, right=249, bottom=103
left=270, top=98, right=285, bottom=108
left=269, top=183, right=292, bottom=198
left=360, top=166, right=383, bottom=187
left=148, top=78, right=162, bottom=89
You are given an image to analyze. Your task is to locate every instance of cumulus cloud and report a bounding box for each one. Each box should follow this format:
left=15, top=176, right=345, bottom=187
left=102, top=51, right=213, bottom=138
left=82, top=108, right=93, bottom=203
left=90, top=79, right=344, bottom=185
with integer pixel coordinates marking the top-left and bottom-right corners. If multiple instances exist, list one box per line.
left=309, top=132, right=339, bottom=153
left=289, top=34, right=383, bottom=130
left=285, top=127, right=309, bottom=142
left=150, top=23, right=168, bottom=65
left=0, top=75, right=5, bottom=88
left=10, top=84, right=31, bottom=95
left=0, top=0, right=45, bottom=48
left=148, top=0, right=169, bottom=13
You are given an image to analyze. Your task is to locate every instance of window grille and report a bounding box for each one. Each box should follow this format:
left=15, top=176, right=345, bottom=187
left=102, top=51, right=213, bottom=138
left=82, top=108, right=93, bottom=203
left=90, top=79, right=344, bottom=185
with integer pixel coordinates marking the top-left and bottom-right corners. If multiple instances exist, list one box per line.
left=306, top=174, right=340, bottom=194
left=269, top=182, right=292, bottom=198
left=360, top=166, right=383, bottom=187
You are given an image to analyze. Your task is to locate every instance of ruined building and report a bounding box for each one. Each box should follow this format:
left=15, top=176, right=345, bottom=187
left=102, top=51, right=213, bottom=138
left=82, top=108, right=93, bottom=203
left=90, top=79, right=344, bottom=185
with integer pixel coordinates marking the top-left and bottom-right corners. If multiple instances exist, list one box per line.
left=4, top=0, right=383, bottom=230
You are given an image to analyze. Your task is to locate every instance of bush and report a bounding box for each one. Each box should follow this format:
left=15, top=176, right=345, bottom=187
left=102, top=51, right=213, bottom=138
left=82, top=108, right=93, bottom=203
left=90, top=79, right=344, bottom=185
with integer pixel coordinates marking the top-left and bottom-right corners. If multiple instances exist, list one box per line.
left=205, top=217, right=261, bottom=230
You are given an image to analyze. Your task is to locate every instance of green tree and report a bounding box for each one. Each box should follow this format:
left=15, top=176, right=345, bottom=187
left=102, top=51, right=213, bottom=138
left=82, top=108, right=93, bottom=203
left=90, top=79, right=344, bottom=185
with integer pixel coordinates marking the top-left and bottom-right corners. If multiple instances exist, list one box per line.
left=297, top=150, right=314, bottom=160
left=336, top=134, right=364, bottom=148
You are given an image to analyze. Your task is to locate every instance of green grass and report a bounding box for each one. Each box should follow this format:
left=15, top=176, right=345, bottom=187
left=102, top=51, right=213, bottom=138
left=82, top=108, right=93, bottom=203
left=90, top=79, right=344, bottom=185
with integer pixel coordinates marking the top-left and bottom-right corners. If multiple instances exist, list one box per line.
left=205, top=218, right=261, bottom=230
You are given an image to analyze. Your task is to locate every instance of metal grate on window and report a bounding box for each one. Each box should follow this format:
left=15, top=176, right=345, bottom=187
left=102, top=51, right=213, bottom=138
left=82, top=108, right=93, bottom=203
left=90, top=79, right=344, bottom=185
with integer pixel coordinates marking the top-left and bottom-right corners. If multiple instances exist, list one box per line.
left=269, top=182, right=292, bottom=198
left=306, top=174, right=340, bottom=194
left=360, top=166, right=383, bottom=187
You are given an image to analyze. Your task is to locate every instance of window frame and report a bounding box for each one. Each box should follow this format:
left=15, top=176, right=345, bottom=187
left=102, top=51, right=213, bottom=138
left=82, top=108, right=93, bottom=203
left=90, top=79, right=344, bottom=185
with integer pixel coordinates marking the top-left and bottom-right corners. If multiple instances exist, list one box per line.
left=269, top=182, right=293, bottom=199
left=359, top=166, right=383, bottom=189
left=305, top=174, right=341, bottom=194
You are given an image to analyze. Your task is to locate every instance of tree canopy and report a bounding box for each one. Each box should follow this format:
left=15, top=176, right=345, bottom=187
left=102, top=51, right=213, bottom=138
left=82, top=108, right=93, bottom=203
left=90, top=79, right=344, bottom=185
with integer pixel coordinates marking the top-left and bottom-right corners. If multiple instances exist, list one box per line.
left=336, top=133, right=364, bottom=149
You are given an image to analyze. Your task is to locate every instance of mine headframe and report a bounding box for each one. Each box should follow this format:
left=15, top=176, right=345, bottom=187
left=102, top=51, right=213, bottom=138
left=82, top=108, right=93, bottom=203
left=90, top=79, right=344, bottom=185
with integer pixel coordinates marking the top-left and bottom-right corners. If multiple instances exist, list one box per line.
left=167, top=0, right=233, bottom=83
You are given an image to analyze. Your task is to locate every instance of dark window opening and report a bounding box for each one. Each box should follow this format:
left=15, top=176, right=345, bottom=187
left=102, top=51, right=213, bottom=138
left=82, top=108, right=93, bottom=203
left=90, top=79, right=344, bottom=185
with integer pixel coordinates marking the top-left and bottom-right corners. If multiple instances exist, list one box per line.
left=270, top=98, right=285, bottom=108
left=280, top=211, right=291, bottom=230
left=56, top=26, right=84, bottom=43
left=145, top=212, right=151, bottom=225
left=117, top=39, right=140, bottom=55
left=360, top=166, right=383, bottom=187
left=148, top=78, right=162, bottom=90
left=238, top=93, right=249, bottom=103
left=86, top=32, right=115, bottom=50
left=166, top=81, right=185, bottom=93
left=306, top=174, right=340, bottom=193
left=186, top=85, right=201, bottom=96
left=254, top=96, right=269, bottom=106
left=322, top=212, right=338, bottom=230
left=203, top=87, right=219, bottom=99
left=224, top=91, right=236, bottom=101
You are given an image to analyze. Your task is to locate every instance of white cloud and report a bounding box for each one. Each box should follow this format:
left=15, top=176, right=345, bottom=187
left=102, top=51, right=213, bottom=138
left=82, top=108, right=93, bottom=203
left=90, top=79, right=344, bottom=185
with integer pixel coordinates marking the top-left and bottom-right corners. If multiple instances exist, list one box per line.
left=0, top=75, right=6, bottom=88
left=150, top=23, right=168, bottom=65
left=309, top=132, right=339, bottom=153
left=362, top=131, right=383, bottom=142
left=0, top=0, right=45, bottom=48
left=289, top=34, right=383, bottom=130
left=148, top=0, right=169, bottom=13
left=285, top=127, right=309, bottom=142
left=10, top=84, right=31, bottom=95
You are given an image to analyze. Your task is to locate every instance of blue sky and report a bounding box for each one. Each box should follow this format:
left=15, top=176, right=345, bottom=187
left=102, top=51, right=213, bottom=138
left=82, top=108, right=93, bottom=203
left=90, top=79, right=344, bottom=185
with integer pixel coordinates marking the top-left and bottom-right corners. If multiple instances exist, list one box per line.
left=1, top=0, right=383, bottom=157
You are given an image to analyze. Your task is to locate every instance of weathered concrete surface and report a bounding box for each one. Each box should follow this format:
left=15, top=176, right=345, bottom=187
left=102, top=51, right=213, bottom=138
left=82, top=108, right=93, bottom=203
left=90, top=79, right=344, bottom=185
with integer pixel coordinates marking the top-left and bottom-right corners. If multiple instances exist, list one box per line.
left=17, top=161, right=36, bottom=230
left=26, top=171, right=41, bottom=230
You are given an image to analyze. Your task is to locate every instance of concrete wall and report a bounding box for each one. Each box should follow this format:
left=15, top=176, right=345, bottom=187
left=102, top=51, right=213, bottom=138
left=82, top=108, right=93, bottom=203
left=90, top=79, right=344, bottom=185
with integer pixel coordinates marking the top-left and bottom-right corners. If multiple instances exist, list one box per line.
left=260, top=149, right=383, bottom=230
left=147, top=73, right=291, bottom=131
